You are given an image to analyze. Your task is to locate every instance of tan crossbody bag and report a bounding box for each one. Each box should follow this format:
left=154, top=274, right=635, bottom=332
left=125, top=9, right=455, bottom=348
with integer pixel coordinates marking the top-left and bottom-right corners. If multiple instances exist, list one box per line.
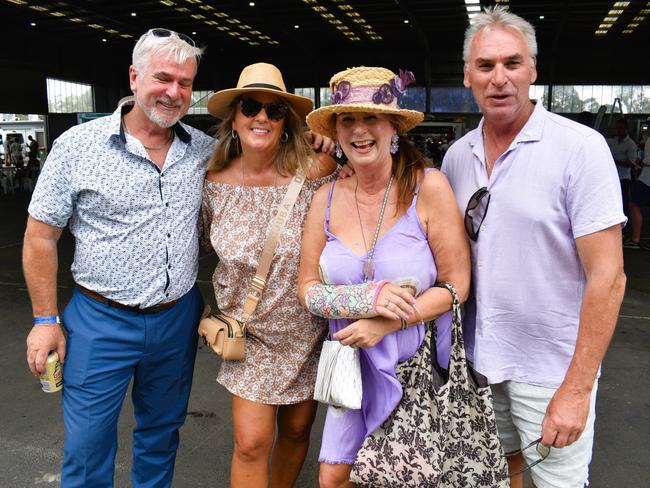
left=198, top=173, right=306, bottom=360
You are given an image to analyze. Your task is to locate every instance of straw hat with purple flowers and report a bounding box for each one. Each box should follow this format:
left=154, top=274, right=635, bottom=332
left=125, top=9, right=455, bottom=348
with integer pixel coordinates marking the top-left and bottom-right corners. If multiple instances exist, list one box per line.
left=306, top=66, right=424, bottom=139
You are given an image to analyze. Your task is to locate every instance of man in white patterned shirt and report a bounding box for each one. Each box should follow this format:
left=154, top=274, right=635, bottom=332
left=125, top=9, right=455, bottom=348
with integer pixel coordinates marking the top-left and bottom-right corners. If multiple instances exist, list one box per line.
left=23, top=29, right=212, bottom=487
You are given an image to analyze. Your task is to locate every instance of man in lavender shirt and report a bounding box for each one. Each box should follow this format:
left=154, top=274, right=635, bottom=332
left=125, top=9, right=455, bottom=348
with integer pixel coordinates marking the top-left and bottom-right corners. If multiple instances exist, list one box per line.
left=441, top=7, right=626, bottom=488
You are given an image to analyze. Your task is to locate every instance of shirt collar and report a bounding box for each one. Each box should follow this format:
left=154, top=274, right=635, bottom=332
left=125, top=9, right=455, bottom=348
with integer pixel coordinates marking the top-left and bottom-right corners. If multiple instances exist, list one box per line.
left=107, top=101, right=192, bottom=145
left=469, top=100, right=546, bottom=149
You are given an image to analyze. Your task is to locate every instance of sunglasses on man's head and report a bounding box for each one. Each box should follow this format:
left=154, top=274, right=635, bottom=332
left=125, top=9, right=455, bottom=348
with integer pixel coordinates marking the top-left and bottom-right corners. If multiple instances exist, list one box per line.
left=147, top=28, right=196, bottom=47
left=464, top=187, right=491, bottom=241
left=239, top=98, right=289, bottom=121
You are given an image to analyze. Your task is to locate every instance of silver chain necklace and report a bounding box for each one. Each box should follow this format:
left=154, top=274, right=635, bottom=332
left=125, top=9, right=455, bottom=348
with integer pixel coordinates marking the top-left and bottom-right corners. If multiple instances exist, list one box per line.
left=122, top=118, right=173, bottom=151
left=354, top=174, right=394, bottom=282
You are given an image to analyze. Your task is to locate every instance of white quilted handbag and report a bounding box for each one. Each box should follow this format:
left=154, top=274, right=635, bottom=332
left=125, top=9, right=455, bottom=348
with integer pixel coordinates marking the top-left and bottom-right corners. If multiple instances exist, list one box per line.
left=314, top=340, right=363, bottom=410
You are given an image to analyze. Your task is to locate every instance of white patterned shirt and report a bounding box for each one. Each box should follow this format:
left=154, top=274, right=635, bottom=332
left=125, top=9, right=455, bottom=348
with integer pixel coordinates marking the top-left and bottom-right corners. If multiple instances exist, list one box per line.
left=28, top=104, right=214, bottom=307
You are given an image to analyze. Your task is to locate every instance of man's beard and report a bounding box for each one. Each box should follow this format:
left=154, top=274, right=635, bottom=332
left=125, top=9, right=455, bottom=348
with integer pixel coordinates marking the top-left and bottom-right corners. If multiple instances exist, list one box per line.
left=136, top=95, right=184, bottom=128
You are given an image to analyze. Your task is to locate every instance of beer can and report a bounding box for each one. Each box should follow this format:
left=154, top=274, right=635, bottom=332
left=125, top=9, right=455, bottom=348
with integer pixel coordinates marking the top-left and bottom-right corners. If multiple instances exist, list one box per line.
left=39, top=351, right=63, bottom=393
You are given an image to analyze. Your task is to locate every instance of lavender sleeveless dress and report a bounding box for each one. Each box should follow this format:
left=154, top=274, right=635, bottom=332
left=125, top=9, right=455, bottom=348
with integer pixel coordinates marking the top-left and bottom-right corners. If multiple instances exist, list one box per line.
left=318, top=169, right=453, bottom=464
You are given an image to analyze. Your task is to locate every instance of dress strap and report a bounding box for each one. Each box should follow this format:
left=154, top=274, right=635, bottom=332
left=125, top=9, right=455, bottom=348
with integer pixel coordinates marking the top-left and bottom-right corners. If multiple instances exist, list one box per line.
left=410, top=167, right=434, bottom=208
left=324, top=180, right=337, bottom=234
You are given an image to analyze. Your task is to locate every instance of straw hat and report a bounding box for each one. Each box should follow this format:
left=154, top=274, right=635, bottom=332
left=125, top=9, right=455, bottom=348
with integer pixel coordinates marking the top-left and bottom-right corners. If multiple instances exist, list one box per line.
left=207, top=62, right=313, bottom=120
left=306, top=66, right=424, bottom=139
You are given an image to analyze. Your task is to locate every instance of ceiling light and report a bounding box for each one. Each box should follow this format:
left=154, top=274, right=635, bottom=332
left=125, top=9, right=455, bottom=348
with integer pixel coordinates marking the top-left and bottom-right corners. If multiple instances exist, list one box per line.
left=608, top=9, right=623, bottom=15
left=613, top=2, right=629, bottom=7
left=89, top=24, right=103, bottom=29
left=102, top=38, right=107, bottom=42
left=204, top=20, right=217, bottom=25
left=404, top=19, right=409, bottom=24
left=214, top=12, right=228, bottom=18
left=121, top=34, right=134, bottom=38
left=50, top=11, right=65, bottom=17
left=192, top=31, right=197, bottom=35
left=69, top=18, right=83, bottom=22
left=633, top=16, right=646, bottom=21
left=539, top=15, right=545, bottom=19
left=106, top=29, right=118, bottom=34
left=131, top=12, right=136, bottom=17
left=467, top=5, right=481, bottom=12
left=294, top=24, right=299, bottom=28
left=160, top=0, right=175, bottom=5
left=29, top=5, right=48, bottom=11
left=627, top=22, right=640, bottom=27
left=175, top=7, right=190, bottom=13
left=7, top=0, right=27, bottom=4
left=249, top=1, right=255, bottom=5
left=30, top=22, right=36, bottom=27
left=191, top=14, right=205, bottom=19
left=595, top=30, right=608, bottom=35
left=200, top=5, right=214, bottom=10
left=622, top=29, right=633, bottom=33
left=603, top=17, right=618, bottom=22
left=465, top=0, right=480, bottom=3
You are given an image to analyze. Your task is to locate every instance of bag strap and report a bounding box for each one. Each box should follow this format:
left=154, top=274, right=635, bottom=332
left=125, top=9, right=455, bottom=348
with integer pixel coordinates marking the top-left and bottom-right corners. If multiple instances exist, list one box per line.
left=241, top=173, right=306, bottom=322
left=434, top=282, right=465, bottom=363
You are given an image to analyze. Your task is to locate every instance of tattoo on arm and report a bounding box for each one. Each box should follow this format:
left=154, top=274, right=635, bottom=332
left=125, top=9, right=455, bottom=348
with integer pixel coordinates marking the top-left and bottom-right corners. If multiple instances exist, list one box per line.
left=305, top=280, right=387, bottom=319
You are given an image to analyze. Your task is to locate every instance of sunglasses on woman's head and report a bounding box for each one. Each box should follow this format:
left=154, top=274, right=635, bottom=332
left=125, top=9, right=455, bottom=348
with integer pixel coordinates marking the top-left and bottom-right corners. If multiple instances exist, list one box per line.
left=239, top=98, right=289, bottom=121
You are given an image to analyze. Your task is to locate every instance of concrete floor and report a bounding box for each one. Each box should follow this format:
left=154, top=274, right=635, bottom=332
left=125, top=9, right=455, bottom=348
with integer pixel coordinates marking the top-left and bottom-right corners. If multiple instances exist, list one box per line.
left=0, top=191, right=648, bottom=488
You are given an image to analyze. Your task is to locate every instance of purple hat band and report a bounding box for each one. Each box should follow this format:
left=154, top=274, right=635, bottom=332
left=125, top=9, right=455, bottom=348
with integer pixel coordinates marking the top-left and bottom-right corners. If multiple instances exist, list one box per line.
left=330, top=69, right=416, bottom=108
left=331, top=85, right=399, bottom=108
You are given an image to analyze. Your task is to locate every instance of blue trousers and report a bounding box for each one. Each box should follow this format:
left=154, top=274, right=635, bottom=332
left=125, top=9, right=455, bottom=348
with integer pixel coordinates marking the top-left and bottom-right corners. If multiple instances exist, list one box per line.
left=60, top=285, right=202, bottom=488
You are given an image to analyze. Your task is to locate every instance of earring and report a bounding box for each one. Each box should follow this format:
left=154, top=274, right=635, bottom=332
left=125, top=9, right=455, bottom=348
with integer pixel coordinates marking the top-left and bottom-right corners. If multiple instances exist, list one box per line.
left=280, top=131, right=289, bottom=143
left=335, top=141, right=343, bottom=159
left=231, top=129, right=238, bottom=140
left=390, top=133, right=399, bottom=154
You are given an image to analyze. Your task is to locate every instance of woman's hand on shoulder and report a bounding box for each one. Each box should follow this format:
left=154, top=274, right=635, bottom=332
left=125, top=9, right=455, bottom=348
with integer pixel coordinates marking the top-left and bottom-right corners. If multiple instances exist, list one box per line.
left=307, top=151, right=338, bottom=180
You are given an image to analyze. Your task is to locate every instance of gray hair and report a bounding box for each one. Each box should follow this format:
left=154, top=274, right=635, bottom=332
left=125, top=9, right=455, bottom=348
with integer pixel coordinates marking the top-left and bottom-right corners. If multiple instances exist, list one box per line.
left=132, top=30, right=204, bottom=75
left=463, top=6, right=537, bottom=66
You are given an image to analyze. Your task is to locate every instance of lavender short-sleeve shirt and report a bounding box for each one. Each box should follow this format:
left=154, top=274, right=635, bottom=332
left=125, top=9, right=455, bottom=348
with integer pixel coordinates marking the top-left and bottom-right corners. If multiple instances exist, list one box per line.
left=441, top=103, right=625, bottom=388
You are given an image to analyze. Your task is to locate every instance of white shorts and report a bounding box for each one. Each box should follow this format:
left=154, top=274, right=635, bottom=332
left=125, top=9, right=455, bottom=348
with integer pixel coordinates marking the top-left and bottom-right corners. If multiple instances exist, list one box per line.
left=491, top=380, right=598, bottom=488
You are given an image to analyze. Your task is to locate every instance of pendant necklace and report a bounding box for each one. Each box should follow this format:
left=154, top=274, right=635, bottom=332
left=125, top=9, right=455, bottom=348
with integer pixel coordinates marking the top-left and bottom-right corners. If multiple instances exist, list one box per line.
left=241, top=158, right=279, bottom=186
left=354, top=174, right=394, bottom=282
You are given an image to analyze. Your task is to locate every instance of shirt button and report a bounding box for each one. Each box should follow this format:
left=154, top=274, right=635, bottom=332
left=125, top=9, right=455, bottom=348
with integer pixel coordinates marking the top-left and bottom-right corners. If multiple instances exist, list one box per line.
left=165, top=202, right=169, bottom=207
left=167, top=233, right=171, bottom=238
left=168, top=264, right=172, bottom=270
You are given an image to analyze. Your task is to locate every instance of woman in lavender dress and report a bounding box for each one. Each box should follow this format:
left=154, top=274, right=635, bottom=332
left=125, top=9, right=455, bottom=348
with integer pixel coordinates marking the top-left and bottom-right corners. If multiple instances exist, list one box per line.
left=298, top=67, right=471, bottom=487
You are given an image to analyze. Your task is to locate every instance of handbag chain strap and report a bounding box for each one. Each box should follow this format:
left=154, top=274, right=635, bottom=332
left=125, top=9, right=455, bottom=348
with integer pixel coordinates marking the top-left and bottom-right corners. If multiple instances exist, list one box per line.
left=240, top=173, right=306, bottom=324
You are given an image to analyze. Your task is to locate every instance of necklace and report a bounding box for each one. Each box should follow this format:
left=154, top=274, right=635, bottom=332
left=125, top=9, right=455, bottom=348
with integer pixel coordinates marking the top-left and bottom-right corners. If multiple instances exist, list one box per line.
left=241, top=157, right=279, bottom=186
left=482, top=128, right=493, bottom=172
left=122, top=118, right=173, bottom=151
left=354, top=174, right=394, bottom=282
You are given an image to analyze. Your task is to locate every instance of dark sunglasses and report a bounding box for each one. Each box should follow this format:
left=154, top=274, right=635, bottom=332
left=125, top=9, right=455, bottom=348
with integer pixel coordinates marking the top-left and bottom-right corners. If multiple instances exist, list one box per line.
left=147, top=28, right=196, bottom=47
left=239, top=98, right=289, bottom=121
left=464, top=187, right=491, bottom=241
left=505, top=437, right=551, bottom=475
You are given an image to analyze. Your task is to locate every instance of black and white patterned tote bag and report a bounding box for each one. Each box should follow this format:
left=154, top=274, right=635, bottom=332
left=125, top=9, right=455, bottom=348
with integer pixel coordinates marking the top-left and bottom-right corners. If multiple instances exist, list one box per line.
left=351, top=283, right=509, bottom=487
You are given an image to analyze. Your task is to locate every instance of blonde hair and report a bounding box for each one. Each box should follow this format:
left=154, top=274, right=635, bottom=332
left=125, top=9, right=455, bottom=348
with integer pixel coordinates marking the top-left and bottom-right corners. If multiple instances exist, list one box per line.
left=207, top=96, right=314, bottom=177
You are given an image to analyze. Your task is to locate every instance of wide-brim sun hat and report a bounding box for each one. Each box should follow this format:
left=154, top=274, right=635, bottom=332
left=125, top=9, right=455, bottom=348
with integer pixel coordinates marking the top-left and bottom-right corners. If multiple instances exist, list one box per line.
left=306, top=66, right=424, bottom=140
left=207, top=62, right=313, bottom=120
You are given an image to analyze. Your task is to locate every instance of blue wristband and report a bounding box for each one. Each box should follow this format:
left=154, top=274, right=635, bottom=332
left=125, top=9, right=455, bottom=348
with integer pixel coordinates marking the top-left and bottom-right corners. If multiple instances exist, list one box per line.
left=33, top=315, right=61, bottom=326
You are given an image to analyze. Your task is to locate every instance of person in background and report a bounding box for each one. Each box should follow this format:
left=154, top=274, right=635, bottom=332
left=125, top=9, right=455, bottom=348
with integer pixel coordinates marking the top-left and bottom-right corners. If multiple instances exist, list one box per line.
left=442, top=7, right=626, bottom=488
left=27, top=135, right=40, bottom=167
left=24, top=29, right=210, bottom=487
left=625, top=137, right=650, bottom=249
left=609, top=118, right=638, bottom=236
left=201, top=62, right=338, bottom=487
